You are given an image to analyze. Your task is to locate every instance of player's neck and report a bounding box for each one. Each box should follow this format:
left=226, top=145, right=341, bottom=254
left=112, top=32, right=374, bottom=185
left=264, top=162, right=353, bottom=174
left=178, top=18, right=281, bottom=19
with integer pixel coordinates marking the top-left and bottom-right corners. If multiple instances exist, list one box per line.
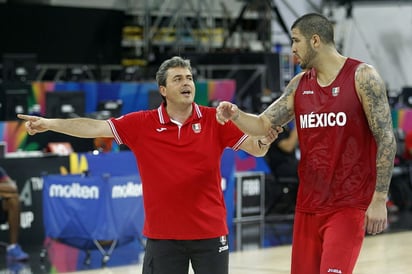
left=166, top=103, right=193, bottom=124
left=316, top=54, right=347, bottom=86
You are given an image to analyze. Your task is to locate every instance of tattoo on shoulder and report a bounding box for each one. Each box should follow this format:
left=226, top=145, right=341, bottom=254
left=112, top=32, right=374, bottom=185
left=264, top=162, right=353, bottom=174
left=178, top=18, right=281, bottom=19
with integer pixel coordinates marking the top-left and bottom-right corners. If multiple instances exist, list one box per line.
left=263, top=78, right=298, bottom=128
left=356, top=64, right=390, bottom=131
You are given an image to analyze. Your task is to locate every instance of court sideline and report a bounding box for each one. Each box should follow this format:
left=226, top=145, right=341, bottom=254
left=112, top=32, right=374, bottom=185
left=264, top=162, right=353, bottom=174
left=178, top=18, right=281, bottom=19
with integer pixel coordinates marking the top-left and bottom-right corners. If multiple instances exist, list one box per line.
left=57, top=230, right=412, bottom=274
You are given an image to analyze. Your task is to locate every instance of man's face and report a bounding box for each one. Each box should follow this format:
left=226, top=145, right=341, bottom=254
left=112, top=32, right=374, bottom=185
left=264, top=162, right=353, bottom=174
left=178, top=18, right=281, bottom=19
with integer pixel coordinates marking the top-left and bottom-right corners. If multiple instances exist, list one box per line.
left=161, top=67, right=195, bottom=105
left=291, top=28, right=317, bottom=70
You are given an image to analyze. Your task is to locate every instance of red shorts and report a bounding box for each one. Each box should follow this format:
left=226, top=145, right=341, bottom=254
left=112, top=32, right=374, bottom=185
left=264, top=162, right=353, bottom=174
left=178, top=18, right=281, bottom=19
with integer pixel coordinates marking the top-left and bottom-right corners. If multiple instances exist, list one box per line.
left=291, top=208, right=365, bottom=274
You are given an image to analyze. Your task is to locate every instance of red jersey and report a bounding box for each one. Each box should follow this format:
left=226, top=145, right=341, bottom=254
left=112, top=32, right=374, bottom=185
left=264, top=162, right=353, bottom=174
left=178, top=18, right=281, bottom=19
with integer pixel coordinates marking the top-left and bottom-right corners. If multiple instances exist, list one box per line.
left=294, top=58, right=377, bottom=213
left=108, top=103, right=247, bottom=239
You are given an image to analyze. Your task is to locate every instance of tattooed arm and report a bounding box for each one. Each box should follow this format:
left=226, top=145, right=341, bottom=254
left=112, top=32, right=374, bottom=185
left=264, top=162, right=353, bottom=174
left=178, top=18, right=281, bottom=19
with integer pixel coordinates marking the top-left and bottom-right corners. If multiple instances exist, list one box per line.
left=355, top=63, right=397, bottom=235
left=262, top=75, right=301, bottom=129
left=216, top=73, right=303, bottom=136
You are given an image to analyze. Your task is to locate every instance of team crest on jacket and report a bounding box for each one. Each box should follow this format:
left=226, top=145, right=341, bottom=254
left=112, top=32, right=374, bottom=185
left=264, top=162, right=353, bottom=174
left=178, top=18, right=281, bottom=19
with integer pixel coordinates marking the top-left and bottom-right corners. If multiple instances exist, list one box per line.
left=192, top=123, right=201, bottom=133
left=331, top=87, right=340, bottom=97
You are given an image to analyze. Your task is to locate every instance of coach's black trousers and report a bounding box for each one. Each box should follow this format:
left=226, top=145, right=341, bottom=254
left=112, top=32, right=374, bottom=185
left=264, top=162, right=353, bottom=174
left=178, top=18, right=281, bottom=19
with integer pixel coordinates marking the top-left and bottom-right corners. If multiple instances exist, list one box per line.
left=142, top=236, right=229, bottom=274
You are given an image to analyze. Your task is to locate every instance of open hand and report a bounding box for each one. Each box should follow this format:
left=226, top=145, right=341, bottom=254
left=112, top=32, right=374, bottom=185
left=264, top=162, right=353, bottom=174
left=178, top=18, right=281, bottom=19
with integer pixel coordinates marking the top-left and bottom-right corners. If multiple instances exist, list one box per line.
left=215, top=101, right=239, bottom=125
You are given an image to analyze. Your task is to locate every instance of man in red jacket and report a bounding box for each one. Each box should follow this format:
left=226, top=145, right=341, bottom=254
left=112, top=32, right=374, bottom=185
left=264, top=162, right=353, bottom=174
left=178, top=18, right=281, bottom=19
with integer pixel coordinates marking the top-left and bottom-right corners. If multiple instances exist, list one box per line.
left=18, top=56, right=281, bottom=274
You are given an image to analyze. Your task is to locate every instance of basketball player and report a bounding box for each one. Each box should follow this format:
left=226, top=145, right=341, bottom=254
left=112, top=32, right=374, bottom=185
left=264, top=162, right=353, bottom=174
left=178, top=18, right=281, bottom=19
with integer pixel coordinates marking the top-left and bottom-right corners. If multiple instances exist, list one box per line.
left=216, top=13, right=396, bottom=274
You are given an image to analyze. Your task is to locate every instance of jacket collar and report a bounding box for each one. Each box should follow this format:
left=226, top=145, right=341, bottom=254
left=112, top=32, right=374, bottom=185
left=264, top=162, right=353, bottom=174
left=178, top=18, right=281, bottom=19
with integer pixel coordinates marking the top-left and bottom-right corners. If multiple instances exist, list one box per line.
left=157, top=102, right=202, bottom=125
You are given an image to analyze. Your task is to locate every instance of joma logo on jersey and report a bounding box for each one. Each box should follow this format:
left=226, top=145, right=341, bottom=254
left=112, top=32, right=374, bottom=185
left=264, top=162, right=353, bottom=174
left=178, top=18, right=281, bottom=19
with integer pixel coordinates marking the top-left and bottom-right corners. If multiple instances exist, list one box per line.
left=300, top=111, right=347, bottom=128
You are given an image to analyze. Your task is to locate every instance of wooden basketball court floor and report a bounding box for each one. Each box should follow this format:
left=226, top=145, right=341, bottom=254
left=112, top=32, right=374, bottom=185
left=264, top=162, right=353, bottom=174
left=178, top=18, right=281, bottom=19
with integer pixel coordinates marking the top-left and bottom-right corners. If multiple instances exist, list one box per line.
left=59, top=230, right=412, bottom=274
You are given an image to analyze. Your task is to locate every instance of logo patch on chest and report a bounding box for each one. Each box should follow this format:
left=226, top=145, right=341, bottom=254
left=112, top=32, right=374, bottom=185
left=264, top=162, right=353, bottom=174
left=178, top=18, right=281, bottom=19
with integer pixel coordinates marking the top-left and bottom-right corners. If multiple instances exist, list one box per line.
left=192, top=123, right=201, bottom=133
left=331, top=87, right=340, bottom=97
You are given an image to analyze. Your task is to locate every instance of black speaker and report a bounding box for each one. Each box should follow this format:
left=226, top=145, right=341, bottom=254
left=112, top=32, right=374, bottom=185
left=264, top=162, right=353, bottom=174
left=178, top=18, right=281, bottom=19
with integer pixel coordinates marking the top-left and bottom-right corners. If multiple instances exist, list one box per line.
left=401, top=87, right=412, bottom=108
left=2, top=53, right=37, bottom=84
left=0, top=83, right=29, bottom=121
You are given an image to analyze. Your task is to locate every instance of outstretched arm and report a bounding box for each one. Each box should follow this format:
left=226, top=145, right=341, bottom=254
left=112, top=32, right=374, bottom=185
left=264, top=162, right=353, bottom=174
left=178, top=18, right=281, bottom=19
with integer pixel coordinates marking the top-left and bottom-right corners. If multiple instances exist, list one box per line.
left=17, top=114, right=114, bottom=138
left=216, top=73, right=302, bottom=136
left=356, top=64, right=397, bottom=235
